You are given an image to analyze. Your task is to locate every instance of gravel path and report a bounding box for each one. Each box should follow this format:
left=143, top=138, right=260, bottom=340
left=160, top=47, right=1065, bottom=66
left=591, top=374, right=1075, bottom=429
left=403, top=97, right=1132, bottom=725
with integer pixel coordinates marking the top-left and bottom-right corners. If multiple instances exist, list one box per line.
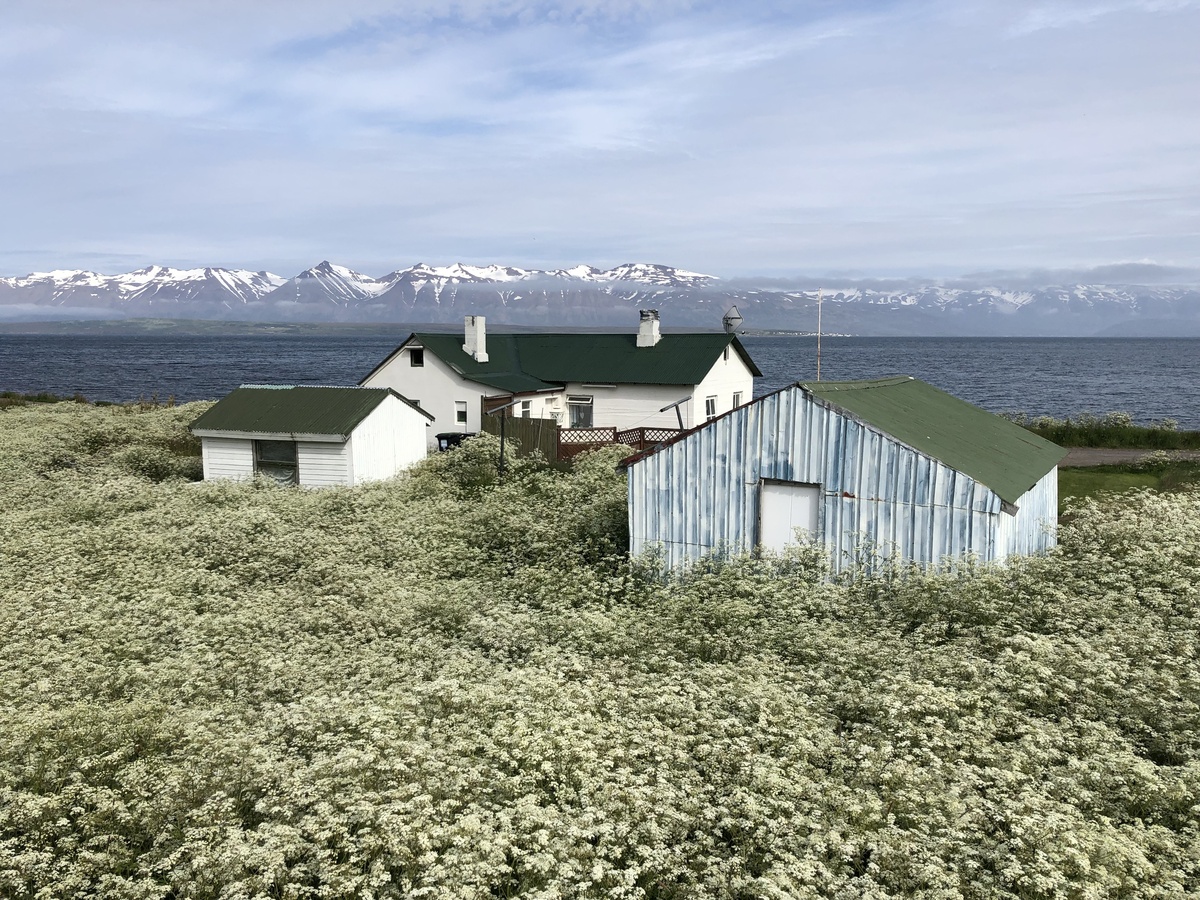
left=1060, top=448, right=1200, bottom=467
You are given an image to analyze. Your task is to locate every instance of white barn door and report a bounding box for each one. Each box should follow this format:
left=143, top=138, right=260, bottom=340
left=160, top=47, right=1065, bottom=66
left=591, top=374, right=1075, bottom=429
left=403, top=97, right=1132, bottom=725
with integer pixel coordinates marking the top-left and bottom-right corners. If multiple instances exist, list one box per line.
left=759, top=480, right=821, bottom=551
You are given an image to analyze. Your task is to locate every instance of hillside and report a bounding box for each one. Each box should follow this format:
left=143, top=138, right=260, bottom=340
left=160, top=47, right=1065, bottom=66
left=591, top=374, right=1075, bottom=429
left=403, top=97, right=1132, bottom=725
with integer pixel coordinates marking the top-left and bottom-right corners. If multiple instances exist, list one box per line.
left=0, top=402, right=1198, bottom=897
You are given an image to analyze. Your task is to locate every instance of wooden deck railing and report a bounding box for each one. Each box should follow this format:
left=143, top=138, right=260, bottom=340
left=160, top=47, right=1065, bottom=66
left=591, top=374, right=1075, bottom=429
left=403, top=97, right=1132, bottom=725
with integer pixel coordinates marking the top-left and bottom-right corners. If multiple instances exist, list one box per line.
left=556, top=425, right=681, bottom=458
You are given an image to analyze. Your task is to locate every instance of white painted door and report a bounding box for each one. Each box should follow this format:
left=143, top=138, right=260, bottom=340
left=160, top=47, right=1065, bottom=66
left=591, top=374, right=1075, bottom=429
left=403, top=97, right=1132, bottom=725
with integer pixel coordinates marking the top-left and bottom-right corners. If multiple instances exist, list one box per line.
left=759, top=481, right=821, bottom=551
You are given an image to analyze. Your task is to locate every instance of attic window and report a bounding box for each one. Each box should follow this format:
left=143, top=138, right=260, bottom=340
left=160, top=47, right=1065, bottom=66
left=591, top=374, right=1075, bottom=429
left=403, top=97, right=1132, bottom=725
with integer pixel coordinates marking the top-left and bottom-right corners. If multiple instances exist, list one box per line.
left=723, top=346, right=729, bottom=361
left=410, top=348, right=424, bottom=367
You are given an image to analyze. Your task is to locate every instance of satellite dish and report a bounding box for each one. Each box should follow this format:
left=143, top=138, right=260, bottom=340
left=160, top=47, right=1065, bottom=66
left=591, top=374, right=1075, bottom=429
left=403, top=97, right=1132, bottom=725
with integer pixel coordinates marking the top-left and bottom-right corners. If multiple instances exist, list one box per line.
left=722, top=305, right=743, bottom=334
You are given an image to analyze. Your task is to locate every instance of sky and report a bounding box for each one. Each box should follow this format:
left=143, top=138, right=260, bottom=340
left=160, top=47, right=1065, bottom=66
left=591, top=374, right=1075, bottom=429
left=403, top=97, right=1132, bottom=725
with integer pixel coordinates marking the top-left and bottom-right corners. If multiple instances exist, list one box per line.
left=2, top=0, right=1199, bottom=280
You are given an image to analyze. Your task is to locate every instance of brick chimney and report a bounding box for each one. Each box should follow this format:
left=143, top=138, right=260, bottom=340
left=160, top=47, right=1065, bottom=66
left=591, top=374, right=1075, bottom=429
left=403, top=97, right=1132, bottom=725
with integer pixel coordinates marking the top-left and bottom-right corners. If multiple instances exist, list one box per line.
left=463, top=315, right=488, bottom=362
left=637, top=309, right=661, bottom=348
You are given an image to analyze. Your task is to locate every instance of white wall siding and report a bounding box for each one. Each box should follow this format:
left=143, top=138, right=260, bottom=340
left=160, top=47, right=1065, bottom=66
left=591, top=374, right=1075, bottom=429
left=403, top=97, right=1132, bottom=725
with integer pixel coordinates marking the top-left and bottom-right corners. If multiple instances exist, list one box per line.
left=629, top=387, right=1015, bottom=575
left=201, top=437, right=254, bottom=481
left=348, top=395, right=428, bottom=483
left=690, top=348, right=756, bottom=422
left=363, top=342, right=483, bottom=446
left=562, top=382, right=697, bottom=430
left=297, top=442, right=351, bottom=487
left=994, top=467, right=1058, bottom=561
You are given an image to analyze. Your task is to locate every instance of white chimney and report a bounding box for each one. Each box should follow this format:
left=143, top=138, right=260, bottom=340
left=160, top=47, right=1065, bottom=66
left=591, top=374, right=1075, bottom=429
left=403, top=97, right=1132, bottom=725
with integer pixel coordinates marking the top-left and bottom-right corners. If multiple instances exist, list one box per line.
left=637, top=309, right=661, bottom=348
left=463, top=315, right=488, bottom=362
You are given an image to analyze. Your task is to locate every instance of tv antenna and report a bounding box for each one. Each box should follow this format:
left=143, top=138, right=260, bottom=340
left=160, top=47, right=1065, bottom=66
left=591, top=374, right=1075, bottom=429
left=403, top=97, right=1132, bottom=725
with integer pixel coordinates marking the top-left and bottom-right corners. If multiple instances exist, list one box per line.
left=722, top=305, right=743, bottom=334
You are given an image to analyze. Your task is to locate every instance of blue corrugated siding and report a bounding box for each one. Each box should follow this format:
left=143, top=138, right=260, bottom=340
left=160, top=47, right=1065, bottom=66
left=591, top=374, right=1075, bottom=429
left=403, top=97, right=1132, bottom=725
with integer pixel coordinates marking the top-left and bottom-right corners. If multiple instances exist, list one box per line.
left=628, top=386, right=1057, bottom=574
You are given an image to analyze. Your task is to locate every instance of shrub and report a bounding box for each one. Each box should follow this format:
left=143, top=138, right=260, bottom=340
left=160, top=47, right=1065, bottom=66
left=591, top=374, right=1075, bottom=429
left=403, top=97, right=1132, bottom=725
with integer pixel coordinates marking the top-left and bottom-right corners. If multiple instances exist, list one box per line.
left=1, top=402, right=1199, bottom=897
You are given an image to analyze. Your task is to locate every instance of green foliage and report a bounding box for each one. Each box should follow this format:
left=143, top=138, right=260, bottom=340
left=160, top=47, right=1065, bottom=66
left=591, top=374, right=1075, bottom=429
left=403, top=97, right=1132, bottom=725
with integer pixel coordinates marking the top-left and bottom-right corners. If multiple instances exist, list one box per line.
left=1005, top=410, right=1200, bottom=449
left=1060, top=461, right=1200, bottom=511
left=1, top=403, right=1199, bottom=897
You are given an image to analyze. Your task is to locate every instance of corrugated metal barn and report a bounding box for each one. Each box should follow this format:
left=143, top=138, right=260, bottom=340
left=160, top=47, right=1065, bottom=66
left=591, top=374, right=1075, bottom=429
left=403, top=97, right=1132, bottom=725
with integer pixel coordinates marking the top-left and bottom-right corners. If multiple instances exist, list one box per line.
left=622, top=376, right=1068, bottom=574
left=190, top=385, right=433, bottom=487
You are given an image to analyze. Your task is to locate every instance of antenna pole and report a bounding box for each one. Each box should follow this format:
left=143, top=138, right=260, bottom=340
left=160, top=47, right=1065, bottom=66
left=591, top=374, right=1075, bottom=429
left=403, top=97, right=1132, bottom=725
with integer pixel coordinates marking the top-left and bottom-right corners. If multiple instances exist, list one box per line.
left=816, top=288, right=823, bottom=381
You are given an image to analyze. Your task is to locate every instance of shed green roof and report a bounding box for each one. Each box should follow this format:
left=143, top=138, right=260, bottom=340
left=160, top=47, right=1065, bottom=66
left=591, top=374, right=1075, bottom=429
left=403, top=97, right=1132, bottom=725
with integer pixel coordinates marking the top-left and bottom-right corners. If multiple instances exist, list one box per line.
left=388, top=332, right=761, bottom=394
left=801, top=376, right=1067, bottom=505
left=190, top=385, right=430, bottom=438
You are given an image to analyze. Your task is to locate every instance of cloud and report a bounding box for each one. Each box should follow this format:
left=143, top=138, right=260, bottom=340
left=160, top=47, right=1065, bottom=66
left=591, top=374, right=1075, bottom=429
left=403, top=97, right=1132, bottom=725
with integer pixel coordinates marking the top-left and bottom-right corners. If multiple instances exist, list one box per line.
left=1, top=1, right=1198, bottom=278
left=1008, top=0, right=1200, bottom=34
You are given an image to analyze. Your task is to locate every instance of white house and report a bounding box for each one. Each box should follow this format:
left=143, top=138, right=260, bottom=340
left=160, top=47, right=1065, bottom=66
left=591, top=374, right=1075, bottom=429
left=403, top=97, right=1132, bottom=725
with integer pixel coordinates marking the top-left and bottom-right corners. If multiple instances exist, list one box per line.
left=622, top=376, right=1068, bottom=574
left=190, top=385, right=433, bottom=486
left=359, top=311, right=762, bottom=447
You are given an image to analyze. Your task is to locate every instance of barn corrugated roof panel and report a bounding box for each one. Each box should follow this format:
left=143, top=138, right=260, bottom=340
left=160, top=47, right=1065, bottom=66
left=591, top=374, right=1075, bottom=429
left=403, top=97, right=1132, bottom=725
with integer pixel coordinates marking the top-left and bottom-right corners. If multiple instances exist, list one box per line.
left=412, top=332, right=762, bottom=393
left=801, top=376, right=1067, bottom=505
left=190, top=385, right=417, bottom=438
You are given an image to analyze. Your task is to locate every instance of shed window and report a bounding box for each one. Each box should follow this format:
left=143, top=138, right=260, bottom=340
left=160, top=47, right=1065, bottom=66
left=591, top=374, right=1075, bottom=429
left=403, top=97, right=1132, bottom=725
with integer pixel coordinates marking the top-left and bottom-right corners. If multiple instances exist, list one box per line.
left=705, top=396, right=718, bottom=421
left=567, top=395, right=593, bottom=428
left=409, top=348, right=424, bottom=367
left=254, top=440, right=298, bottom=485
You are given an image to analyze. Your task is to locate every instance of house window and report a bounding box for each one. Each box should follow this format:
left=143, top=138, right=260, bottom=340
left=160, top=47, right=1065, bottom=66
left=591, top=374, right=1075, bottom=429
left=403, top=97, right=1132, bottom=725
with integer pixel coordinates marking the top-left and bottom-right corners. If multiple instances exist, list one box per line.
left=254, top=440, right=298, bottom=485
left=521, top=399, right=531, bottom=418
left=705, top=396, right=718, bottom=421
left=732, top=391, right=743, bottom=408
left=409, top=348, right=424, bottom=367
left=723, top=346, right=730, bottom=361
left=455, top=401, right=468, bottom=425
left=567, top=395, right=593, bottom=428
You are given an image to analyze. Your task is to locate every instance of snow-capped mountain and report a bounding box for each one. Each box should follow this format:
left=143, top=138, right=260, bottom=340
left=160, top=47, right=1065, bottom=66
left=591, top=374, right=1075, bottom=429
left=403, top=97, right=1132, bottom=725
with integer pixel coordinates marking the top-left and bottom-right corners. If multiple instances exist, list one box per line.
left=0, top=266, right=285, bottom=309
left=274, top=261, right=397, bottom=305
left=3, top=260, right=1199, bottom=334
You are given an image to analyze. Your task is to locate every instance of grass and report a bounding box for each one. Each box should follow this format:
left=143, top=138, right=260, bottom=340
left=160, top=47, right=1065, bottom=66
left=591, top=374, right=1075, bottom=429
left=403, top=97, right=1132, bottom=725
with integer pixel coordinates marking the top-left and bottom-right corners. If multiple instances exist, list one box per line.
left=1059, top=459, right=1200, bottom=514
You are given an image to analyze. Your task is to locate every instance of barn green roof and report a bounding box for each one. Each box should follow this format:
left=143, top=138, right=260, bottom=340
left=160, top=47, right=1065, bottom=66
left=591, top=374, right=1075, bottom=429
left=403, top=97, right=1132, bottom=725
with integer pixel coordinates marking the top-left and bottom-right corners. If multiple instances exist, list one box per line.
left=190, top=385, right=431, bottom=439
left=368, top=332, right=762, bottom=394
left=801, top=376, right=1067, bottom=505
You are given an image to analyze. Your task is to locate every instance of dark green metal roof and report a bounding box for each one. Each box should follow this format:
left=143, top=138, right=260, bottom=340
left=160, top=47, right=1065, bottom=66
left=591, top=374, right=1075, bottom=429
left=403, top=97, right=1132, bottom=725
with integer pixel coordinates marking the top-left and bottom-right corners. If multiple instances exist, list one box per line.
left=190, top=385, right=429, bottom=438
left=801, top=376, right=1067, bottom=505
left=406, top=332, right=762, bottom=393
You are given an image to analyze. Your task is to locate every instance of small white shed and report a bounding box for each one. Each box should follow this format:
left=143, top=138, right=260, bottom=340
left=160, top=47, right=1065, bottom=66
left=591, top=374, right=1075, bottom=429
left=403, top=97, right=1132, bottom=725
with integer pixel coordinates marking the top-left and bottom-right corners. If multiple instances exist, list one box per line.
left=622, top=376, right=1068, bottom=574
left=190, top=385, right=433, bottom=486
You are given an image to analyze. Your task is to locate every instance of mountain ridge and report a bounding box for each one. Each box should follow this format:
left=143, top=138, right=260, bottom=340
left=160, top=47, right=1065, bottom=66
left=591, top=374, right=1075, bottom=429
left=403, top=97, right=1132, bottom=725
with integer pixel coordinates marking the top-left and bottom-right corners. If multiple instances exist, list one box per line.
left=3, top=261, right=1200, bottom=336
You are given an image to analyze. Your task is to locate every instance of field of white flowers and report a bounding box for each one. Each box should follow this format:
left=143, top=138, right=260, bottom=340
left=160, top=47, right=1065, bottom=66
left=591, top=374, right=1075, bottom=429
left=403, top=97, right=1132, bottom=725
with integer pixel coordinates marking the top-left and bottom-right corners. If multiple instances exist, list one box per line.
left=1, top=401, right=1198, bottom=899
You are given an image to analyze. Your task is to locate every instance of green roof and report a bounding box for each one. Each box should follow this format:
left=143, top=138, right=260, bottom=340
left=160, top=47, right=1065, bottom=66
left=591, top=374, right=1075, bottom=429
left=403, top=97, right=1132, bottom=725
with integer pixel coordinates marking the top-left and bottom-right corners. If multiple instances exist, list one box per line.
left=389, top=332, right=761, bottom=394
left=190, top=385, right=430, bottom=438
left=801, top=376, right=1067, bottom=505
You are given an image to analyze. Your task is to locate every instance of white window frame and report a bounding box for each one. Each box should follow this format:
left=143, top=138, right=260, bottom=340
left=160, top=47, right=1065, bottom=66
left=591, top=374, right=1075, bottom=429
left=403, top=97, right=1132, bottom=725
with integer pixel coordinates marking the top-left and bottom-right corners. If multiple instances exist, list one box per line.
left=705, top=395, right=718, bottom=421
left=455, top=400, right=468, bottom=426
left=567, top=395, right=593, bottom=428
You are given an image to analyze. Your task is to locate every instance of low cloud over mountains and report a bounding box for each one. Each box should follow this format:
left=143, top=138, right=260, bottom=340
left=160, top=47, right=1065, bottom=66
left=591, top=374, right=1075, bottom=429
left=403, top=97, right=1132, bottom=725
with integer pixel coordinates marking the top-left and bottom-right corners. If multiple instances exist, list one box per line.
left=3, top=261, right=1200, bottom=337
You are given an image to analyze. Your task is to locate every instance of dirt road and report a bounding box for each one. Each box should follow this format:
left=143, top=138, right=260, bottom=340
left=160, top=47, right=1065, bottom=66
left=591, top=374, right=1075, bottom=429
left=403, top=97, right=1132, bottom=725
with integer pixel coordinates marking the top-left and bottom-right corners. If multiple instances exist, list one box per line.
left=1060, top=448, right=1200, bottom=467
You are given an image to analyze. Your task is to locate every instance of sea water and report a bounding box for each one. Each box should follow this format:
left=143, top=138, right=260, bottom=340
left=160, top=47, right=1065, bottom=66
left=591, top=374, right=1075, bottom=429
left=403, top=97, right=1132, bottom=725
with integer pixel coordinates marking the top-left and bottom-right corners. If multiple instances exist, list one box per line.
left=2, top=333, right=1198, bottom=428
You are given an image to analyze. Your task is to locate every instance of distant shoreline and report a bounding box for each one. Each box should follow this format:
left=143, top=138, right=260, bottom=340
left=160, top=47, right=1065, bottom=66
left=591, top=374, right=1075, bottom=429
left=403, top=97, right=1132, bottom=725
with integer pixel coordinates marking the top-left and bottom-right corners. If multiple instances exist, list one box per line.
left=4, top=317, right=1200, bottom=339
